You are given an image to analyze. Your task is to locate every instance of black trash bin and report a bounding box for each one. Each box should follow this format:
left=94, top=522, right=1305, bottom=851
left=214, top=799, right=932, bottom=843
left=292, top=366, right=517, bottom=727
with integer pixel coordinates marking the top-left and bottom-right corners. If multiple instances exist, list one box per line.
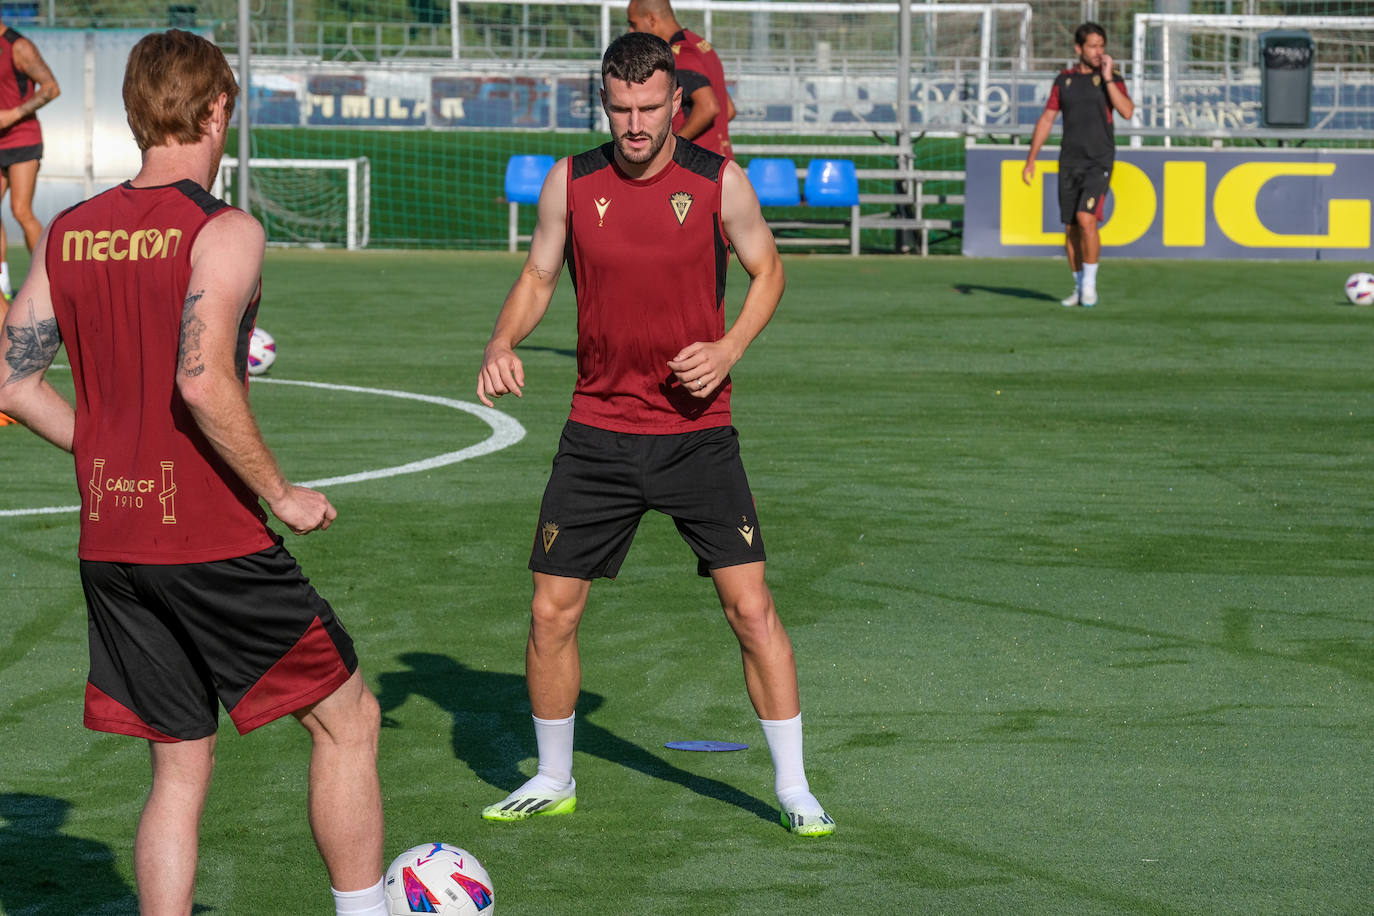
left=1259, top=29, right=1314, bottom=128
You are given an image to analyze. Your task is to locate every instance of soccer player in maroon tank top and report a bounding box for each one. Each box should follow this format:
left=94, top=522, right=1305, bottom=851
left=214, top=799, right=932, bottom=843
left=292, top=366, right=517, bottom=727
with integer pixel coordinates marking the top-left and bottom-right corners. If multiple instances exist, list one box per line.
left=0, top=17, right=59, bottom=297
left=0, top=15, right=57, bottom=425
left=0, top=30, right=388, bottom=915
left=627, top=0, right=735, bottom=158
left=476, top=32, right=833, bottom=837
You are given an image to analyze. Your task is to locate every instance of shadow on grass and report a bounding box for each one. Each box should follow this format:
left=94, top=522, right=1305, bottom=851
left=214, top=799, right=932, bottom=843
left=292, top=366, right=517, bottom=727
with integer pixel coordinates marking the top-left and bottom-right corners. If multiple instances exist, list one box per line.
left=0, top=793, right=142, bottom=914
left=953, top=283, right=1059, bottom=302
left=376, top=652, right=776, bottom=825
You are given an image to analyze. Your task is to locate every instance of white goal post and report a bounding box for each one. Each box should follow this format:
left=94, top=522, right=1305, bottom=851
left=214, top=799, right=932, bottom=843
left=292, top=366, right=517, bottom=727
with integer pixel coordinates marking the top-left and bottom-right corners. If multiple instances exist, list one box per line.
left=215, top=157, right=372, bottom=250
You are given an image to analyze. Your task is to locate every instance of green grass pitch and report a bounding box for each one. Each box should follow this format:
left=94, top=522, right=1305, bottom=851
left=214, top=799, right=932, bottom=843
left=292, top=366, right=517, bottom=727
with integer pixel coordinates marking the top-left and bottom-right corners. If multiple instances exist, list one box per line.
left=1, top=251, right=1371, bottom=914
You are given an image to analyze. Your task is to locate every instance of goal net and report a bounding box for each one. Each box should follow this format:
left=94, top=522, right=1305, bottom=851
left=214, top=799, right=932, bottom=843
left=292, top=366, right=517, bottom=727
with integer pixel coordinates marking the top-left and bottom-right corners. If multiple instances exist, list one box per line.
left=215, top=157, right=371, bottom=250
left=1131, top=13, right=1374, bottom=139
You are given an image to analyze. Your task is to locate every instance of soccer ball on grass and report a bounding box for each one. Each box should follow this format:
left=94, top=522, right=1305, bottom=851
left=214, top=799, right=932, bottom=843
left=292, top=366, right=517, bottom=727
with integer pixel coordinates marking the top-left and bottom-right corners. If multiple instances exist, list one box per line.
left=1345, top=272, right=1374, bottom=306
left=385, top=843, right=494, bottom=915
left=248, top=327, right=276, bottom=375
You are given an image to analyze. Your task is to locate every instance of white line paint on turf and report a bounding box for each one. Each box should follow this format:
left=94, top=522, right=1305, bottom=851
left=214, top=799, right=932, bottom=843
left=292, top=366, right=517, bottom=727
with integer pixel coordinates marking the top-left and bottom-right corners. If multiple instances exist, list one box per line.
left=0, top=377, right=525, bottom=518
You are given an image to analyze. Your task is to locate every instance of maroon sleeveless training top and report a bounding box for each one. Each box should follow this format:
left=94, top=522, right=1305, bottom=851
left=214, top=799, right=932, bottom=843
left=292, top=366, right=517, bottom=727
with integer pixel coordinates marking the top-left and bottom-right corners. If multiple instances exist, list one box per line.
left=47, top=180, right=275, bottom=563
left=0, top=28, right=42, bottom=150
left=564, top=139, right=732, bottom=434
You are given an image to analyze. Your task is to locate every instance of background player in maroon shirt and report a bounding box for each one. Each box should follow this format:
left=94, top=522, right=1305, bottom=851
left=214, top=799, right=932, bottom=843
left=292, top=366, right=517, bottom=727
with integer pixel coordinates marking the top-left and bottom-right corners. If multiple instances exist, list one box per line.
left=0, top=16, right=59, bottom=300
left=0, top=30, right=388, bottom=915
left=627, top=0, right=736, bottom=158
left=476, top=32, right=833, bottom=837
left=0, top=15, right=56, bottom=425
left=1022, top=22, right=1133, bottom=308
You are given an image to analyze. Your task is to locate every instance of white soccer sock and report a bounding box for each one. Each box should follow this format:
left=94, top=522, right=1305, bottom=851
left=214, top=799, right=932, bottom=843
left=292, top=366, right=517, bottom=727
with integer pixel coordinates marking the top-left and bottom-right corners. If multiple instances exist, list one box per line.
left=0, top=261, right=10, bottom=295
left=332, top=878, right=387, bottom=916
left=1082, top=262, right=1099, bottom=289
left=759, top=714, right=823, bottom=813
left=532, top=712, right=575, bottom=788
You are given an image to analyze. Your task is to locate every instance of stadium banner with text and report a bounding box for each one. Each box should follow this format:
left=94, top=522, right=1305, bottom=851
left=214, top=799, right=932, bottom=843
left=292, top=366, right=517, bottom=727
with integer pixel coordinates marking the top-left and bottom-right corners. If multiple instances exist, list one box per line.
left=963, top=146, right=1374, bottom=261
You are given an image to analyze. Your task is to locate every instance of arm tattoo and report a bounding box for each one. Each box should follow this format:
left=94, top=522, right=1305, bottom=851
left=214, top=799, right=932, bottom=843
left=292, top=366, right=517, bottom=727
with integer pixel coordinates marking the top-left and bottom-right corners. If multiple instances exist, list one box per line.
left=528, top=264, right=554, bottom=280
left=177, top=289, right=207, bottom=378
left=2, top=308, right=61, bottom=386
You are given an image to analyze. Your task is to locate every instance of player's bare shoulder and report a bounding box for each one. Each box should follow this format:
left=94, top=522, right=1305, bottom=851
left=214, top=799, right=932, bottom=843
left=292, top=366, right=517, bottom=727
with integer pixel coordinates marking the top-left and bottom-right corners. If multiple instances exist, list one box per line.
left=193, top=207, right=266, bottom=260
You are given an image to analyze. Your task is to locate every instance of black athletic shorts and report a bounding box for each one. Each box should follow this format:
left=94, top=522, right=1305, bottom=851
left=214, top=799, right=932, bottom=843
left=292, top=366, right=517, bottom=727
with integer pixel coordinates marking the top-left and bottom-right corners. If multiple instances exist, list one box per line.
left=0, top=143, right=42, bottom=169
left=529, top=420, right=767, bottom=580
left=80, top=543, right=358, bottom=742
left=1058, top=160, right=1112, bottom=226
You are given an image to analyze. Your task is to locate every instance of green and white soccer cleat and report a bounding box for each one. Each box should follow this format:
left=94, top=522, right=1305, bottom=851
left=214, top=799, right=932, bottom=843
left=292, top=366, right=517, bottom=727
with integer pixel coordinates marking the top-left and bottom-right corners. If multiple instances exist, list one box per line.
left=782, top=807, right=836, bottom=837
left=481, top=779, right=576, bottom=822
left=1061, top=287, right=1081, bottom=307
left=1080, top=287, right=1098, bottom=308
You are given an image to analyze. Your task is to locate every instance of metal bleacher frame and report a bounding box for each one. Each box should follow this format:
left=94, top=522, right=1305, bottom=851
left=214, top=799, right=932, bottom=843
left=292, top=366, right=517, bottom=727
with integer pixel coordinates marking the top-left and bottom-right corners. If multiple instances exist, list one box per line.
left=734, top=142, right=964, bottom=256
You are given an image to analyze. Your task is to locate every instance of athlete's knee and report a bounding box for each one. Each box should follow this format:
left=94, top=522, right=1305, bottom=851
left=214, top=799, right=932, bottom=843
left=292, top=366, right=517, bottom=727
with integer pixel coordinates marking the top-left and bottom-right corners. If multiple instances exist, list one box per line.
left=300, top=672, right=381, bottom=750
left=529, top=585, right=587, bottom=635
left=722, top=586, right=779, bottom=639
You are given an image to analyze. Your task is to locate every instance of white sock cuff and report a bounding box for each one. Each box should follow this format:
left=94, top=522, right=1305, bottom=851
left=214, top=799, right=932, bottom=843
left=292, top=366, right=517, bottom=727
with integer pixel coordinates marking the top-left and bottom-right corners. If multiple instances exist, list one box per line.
left=759, top=713, right=802, bottom=730
left=332, top=878, right=387, bottom=915
left=533, top=712, right=575, bottom=727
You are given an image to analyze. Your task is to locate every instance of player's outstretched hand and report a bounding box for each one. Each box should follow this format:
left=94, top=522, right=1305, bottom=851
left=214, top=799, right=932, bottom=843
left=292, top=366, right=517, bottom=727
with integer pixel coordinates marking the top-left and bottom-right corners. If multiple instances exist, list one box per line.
left=269, top=484, right=337, bottom=535
left=478, top=344, right=525, bottom=407
left=668, top=340, right=736, bottom=399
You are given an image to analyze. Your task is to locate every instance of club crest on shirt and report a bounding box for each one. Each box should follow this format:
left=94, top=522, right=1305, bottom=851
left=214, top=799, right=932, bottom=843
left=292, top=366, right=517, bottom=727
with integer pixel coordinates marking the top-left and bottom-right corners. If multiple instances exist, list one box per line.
left=1092, top=74, right=1102, bottom=86
left=670, top=191, right=694, bottom=225
left=1065, top=77, right=1071, bottom=88
left=595, top=197, right=611, bottom=227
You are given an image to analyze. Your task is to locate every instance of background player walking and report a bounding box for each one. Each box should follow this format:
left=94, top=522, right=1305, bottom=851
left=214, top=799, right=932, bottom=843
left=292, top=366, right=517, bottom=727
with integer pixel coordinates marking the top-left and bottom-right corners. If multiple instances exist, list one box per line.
left=1022, top=22, right=1134, bottom=308
left=475, top=31, right=833, bottom=838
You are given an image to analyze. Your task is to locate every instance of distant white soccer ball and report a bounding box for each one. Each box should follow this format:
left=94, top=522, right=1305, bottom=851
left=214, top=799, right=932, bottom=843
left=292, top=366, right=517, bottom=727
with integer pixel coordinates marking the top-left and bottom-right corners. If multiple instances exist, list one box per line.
left=248, top=327, right=276, bottom=375
left=385, top=843, right=494, bottom=915
left=1345, top=272, right=1374, bottom=306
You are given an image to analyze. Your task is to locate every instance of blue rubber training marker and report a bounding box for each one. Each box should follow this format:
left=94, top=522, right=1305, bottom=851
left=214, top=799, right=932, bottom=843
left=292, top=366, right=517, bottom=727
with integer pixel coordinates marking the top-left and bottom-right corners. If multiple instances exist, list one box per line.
left=665, top=740, right=749, bottom=752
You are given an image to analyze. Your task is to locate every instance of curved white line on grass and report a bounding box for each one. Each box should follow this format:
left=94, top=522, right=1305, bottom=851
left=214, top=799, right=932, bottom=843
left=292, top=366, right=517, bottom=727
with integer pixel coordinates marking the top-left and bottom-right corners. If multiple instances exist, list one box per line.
left=0, top=377, right=524, bottom=517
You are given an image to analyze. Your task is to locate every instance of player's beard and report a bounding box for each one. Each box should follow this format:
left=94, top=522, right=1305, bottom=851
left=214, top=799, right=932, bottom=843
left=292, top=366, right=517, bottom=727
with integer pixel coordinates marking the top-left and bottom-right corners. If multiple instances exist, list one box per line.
left=615, top=116, right=671, bottom=165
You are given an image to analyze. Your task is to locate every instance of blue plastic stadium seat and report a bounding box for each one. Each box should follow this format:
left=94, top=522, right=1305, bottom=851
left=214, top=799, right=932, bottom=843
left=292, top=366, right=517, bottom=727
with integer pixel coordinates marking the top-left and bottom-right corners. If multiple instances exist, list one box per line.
left=505, top=154, right=555, bottom=204
left=505, top=154, right=555, bottom=250
left=804, top=158, right=860, bottom=207
left=746, top=157, right=801, bottom=206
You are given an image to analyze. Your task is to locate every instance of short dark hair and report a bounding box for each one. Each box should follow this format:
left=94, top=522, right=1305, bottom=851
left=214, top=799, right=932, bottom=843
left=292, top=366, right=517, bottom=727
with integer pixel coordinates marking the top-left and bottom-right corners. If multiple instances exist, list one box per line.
left=1074, top=22, right=1106, bottom=46
left=602, top=31, right=675, bottom=86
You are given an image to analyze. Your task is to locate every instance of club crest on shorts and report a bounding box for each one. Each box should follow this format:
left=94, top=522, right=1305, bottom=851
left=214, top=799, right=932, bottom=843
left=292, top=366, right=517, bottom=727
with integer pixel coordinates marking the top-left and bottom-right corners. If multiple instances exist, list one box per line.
left=1086, top=196, right=1096, bottom=210
left=541, top=521, right=560, bottom=553
left=670, top=191, right=694, bottom=225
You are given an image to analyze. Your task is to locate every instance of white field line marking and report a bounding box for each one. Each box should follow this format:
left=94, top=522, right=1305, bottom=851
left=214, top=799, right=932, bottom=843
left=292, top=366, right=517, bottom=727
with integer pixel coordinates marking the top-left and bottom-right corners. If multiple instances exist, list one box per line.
left=0, top=377, right=525, bottom=518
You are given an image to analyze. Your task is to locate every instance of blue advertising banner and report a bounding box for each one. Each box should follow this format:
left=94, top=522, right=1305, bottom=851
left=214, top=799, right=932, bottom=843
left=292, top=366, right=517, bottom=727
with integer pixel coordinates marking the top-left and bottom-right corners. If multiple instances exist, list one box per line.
left=963, top=146, right=1374, bottom=261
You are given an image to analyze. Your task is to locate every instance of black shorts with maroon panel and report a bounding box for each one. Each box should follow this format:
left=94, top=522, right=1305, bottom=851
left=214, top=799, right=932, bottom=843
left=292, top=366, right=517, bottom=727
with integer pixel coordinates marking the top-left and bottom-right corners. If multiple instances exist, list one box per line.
left=529, top=420, right=766, bottom=580
left=80, top=542, right=358, bottom=742
left=1058, top=160, right=1113, bottom=226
